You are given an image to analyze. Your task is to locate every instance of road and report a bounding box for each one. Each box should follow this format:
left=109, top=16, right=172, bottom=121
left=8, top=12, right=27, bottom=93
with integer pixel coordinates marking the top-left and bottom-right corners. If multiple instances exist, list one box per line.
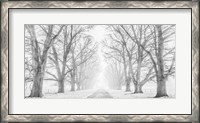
left=87, top=89, right=113, bottom=98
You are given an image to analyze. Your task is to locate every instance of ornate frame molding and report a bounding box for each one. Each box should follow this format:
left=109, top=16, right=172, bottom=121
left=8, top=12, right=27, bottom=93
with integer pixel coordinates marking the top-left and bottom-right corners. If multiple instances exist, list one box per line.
left=1, top=1, right=199, bottom=122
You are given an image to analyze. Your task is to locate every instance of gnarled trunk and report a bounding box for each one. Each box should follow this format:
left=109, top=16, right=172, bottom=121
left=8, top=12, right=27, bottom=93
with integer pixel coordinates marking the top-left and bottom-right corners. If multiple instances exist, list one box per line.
left=134, top=84, right=143, bottom=93
left=30, top=65, right=44, bottom=97
left=30, top=77, right=41, bottom=97
left=155, top=77, right=167, bottom=97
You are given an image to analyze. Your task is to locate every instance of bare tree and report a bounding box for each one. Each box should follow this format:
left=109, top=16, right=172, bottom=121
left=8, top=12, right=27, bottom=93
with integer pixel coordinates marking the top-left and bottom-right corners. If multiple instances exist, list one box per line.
left=120, top=25, right=175, bottom=97
left=154, top=25, right=175, bottom=97
left=79, top=53, right=99, bottom=90
left=46, top=25, right=97, bottom=92
left=75, top=37, right=97, bottom=90
left=111, top=25, right=136, bottom=92
left=103, top=25, right=133, bottom=92
left=25, top=38, right=34, bottom=93
left=25, top=25, right=64, bottom=97
left=47, top=25, right=80, bottom=93
left=47, top=25, right=94, bottom=92
left=120, top=25, right=154, bottom=93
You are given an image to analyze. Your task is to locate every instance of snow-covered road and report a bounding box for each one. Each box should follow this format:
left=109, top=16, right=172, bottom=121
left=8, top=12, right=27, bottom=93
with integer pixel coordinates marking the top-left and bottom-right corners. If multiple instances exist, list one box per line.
left=87, top=89, right=113, bottom=98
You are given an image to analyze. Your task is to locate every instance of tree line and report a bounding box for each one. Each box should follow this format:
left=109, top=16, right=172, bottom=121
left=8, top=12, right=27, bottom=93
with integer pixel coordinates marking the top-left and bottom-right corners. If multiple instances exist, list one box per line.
left=103, top=25, right=175, bottom=97
left=25, top=25, right=97, bottom=97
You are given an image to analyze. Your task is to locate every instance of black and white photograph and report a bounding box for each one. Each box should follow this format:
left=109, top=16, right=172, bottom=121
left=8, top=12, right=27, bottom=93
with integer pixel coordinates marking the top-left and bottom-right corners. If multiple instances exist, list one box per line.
left=25, top=24, right=175, bottom=99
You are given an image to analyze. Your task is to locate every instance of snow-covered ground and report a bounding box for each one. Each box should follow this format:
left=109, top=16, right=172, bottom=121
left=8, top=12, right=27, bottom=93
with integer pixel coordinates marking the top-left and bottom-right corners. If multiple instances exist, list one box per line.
left=25, top=77, right=175, bottom=98
left=43, top=89, right=96, bottom=99
left=41, top=88, right=174, bottom=99
left=107, top=89, right=156, bottom=99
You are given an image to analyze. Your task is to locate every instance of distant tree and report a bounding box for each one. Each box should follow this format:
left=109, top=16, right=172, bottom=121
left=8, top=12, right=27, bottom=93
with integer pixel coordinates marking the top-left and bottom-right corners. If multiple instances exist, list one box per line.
left=103, top=25, right=132, bottom=92
left=75, top=37, right=97, bottom=90
left=105, top=60, right=123, bottom=90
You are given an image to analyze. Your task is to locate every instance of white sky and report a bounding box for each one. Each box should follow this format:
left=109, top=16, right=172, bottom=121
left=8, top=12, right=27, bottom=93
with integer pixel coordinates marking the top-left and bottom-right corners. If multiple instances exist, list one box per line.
left=89, top=26, right=107, bottom=67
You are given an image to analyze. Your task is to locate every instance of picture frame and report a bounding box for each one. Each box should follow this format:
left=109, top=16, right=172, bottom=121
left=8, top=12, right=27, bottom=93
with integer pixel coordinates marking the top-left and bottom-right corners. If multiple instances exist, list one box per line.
left=1, top=1, right=199, bottom=122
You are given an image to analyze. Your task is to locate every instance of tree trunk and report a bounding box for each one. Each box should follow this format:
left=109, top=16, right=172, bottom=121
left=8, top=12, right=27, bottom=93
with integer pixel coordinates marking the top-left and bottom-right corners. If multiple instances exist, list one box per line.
left=126, top=55, right=133, bottom=92
left=136, top=43, right=142, bottom=88
left=77, top=82, right=81, bottom=90
left=125, top=79, right=131, bottom=92
left=134, top=84, right=143, bottom=93
left=70, top=71, right=76, bottom=91
left=155, top=77, right=167, bottom=97
left=155, top=25, right=168, bottom=97
left=70, top=47, right=77, bottom=92
left=71, top=82, right=75, bottom=91
left=30, top=78, right=40, bottom=97
left=27, top=25, right=43, bottom=97
left=30, top=65, right=43, bottom=97
left=58, top=78, right=64, bottom=93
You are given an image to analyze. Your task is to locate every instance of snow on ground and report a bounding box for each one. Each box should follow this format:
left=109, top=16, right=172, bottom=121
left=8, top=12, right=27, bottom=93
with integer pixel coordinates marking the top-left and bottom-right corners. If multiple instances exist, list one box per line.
left=41, top=88, right=174, bottom=99
left=26, top=88, right=175, bottom=99
left=25, top=78, right=175, bottom=98
left=107, top=89, right=156, bottom=99
left=43, top=89, right=96, bottom=99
